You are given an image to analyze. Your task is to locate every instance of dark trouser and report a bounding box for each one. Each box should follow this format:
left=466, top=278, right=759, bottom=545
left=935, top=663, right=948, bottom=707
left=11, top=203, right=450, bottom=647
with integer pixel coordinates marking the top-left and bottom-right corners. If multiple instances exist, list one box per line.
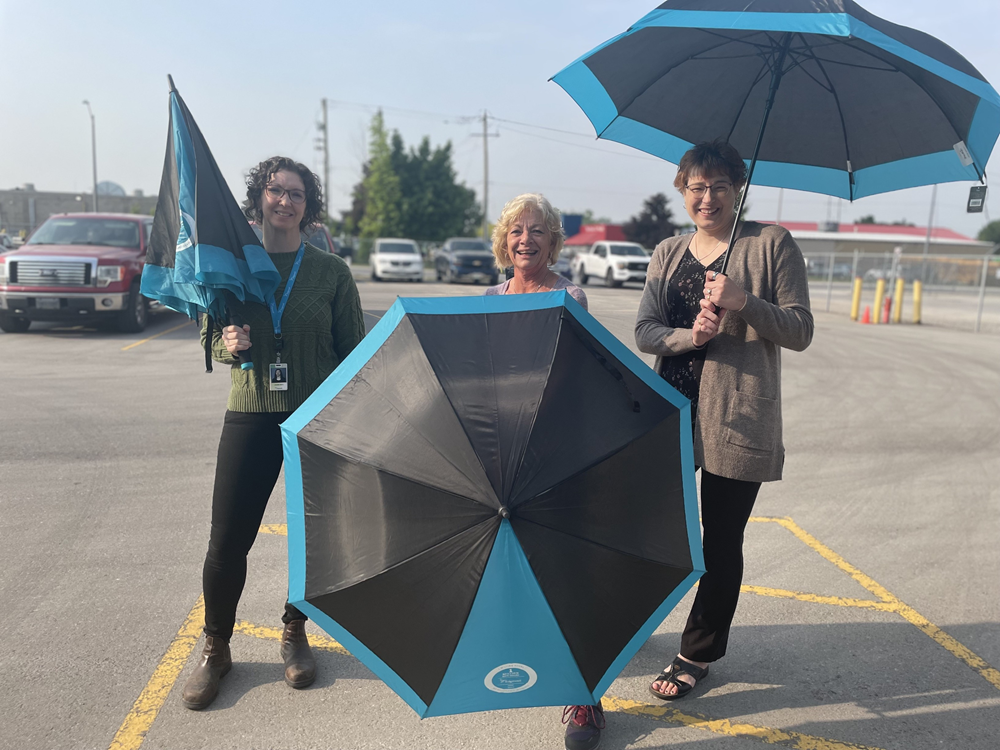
left=679, top=468, right=761, bottom=663
left=202, top=410, right=306, bottom=641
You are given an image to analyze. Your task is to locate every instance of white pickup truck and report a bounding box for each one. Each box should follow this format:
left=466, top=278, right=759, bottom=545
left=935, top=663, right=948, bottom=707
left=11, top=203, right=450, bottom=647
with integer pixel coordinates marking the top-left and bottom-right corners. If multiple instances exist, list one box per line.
left=571, top=241, right=650, bottom=288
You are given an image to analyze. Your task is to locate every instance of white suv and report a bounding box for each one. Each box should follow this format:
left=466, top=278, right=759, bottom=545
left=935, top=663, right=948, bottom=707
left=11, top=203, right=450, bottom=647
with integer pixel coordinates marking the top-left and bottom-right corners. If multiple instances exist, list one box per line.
left=572, top=241, right=650, bottom=288
left=371, top=238, right=423, bottom=282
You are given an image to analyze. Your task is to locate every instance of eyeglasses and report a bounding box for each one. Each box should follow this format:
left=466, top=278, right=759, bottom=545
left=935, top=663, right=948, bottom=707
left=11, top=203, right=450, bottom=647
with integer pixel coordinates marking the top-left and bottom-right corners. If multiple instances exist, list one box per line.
left=684, top=182, right=733, bottom=199
left=265, top=185, right=307, bottom=204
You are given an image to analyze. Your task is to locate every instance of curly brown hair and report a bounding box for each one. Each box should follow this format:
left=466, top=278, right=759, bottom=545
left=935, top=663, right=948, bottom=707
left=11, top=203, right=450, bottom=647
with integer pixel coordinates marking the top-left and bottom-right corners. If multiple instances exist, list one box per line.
left=243, top=156, right=324, bottom=231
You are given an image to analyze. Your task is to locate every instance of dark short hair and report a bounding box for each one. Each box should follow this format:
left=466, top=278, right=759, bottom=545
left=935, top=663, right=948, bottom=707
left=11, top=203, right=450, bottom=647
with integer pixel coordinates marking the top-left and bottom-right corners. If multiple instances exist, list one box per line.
left=673, top=139, right=747, bottom=193
left=243, top=156, right=323, bottom=231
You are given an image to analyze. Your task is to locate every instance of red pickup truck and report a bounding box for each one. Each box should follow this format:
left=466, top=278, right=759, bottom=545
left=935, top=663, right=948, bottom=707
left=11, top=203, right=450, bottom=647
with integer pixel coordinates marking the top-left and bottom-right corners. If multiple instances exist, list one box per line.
left=0, top=212, right=154, bottom=333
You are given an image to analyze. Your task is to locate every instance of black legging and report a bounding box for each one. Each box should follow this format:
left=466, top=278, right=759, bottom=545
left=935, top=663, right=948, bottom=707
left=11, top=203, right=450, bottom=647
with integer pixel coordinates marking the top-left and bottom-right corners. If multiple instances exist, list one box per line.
left=202, top=410, right=305, bottom=641
left=680, top=468, right=761, bottom=663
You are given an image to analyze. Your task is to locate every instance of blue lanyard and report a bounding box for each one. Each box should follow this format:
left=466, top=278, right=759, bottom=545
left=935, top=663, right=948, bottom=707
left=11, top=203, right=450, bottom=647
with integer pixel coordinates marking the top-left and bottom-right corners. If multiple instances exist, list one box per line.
left=267, top=242, right=305, bottom=338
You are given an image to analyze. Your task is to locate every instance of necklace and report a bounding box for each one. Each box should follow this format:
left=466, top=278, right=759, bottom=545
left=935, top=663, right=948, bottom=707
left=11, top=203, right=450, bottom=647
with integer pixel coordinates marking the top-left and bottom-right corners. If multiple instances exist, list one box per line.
left=692, top=233, right=724, bottom=262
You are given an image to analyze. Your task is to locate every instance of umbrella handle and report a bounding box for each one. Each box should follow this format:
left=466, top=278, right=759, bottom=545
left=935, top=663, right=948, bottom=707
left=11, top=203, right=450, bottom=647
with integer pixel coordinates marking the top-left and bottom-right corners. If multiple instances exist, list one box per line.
left=229, top=310, right=253, bottom=371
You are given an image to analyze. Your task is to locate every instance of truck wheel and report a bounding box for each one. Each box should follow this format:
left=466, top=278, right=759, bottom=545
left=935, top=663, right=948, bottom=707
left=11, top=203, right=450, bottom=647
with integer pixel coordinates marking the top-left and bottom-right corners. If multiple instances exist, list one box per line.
left=0, top=314, right=30, bottom=333
left=575, top=268, right=588, bottom=285
left=117, top=281, right=148, bottom=333
left=606, top=269, right=622, bottom=288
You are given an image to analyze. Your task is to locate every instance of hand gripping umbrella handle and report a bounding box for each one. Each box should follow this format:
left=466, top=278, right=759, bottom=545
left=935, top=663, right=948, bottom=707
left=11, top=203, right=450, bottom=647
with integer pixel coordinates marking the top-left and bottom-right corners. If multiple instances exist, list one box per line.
left=229, top=309, right=253, bottom=371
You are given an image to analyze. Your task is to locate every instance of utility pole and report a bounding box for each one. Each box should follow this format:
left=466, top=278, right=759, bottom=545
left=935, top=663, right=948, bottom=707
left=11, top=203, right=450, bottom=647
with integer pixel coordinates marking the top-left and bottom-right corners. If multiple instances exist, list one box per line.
left=317, top=98, right=330, bottom=216
left=82, top=100, right=98, bottom=212
left=472, top=110, right=499, bottom=241
left=775, top=188, right=783, bottom=225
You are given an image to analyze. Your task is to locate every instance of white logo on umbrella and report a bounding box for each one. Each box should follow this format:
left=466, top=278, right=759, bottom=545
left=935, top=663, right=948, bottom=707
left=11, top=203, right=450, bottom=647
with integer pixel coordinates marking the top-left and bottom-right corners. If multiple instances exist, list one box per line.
left=485, top=663, right=537, bottom=693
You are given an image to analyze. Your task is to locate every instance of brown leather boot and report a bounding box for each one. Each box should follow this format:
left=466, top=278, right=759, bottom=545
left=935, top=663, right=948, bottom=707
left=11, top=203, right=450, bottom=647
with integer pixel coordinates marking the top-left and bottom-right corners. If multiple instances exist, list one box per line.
left=181, top=635, right=232, bottom=710
left=280, top=619, right=316, bottom=689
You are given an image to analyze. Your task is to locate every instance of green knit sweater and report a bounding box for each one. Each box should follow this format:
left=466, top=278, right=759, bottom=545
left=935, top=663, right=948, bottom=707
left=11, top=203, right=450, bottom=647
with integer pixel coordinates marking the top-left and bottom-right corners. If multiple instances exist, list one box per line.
left=200, top=243, right=366, bottom=413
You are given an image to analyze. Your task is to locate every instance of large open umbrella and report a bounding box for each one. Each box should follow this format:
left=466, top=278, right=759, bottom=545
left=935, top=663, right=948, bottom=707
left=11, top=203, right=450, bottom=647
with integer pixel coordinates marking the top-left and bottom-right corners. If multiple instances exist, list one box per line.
left=552, top=0, right=1000, bottom=271
left=141, top=75, right=279, bottom=370
left=280, top=292, right=703, bottom=717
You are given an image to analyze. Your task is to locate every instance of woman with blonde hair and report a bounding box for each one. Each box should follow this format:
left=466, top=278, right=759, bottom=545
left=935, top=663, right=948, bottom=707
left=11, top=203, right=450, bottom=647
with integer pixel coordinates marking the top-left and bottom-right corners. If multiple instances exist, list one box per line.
left=485, top=193, right=587, bottom=310
left=486, top=193, right=598, bottom=750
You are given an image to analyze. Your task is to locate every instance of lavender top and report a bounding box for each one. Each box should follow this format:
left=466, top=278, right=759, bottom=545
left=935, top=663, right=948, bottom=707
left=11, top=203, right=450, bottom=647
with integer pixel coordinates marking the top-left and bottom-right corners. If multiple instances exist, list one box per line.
left=484, top=276, right=589, bottom=311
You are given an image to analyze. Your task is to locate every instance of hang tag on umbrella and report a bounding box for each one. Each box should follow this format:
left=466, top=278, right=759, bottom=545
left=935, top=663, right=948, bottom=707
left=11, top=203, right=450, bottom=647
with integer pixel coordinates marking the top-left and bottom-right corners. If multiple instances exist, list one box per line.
left=967, top=185, right=987, bottom=213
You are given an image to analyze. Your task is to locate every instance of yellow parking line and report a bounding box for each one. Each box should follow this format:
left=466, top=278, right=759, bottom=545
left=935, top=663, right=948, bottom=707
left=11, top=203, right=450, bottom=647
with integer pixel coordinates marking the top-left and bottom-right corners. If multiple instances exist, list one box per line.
left=258, top=523, right=288, bottom=536
left=760, top=516, right=1000, bottom=691
left=232, top=620, right=350, bottom=656
left=233, top=623, right=883, bottom=750
left=602, top=696, right=884, bottom=750
left=256, top=518, right=1000, bottom=688
left=121, top=320, right=192, bottom=351
left=107, top=596, right=205, bottom=750
left=741, top=584, right=897, bottom=611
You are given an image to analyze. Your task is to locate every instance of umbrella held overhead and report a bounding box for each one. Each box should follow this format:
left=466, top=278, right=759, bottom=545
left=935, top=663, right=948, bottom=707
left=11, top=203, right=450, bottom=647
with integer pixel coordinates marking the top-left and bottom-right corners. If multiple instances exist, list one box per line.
left=553, top=0, right=1000, bottom=271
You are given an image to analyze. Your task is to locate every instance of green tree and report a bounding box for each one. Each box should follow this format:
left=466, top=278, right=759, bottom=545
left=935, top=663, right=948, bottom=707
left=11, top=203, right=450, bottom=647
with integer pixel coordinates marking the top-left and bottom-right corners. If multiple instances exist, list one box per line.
left=391, top=134, right=481, bottom=241
left=856, top=214, right=877, bottom=224
left=359, top=111, right=404, bottom=251
left=978, top=219, right=1000, bottom=245
left=623, top=193, right=677, bottom=249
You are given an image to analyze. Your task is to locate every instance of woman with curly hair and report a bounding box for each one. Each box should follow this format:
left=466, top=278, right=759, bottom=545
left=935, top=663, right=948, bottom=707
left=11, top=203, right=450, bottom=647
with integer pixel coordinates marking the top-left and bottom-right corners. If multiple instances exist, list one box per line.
left=182, top=156, right=366, bottom=711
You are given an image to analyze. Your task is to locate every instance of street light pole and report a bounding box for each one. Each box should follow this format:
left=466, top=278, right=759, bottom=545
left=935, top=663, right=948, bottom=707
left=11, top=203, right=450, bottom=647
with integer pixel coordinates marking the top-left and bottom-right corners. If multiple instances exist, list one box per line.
left=82, top=100, right=98, bottom=212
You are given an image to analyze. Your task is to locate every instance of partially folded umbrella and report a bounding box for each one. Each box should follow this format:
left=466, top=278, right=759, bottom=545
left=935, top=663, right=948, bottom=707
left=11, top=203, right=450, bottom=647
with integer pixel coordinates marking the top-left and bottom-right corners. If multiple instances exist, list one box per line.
left=141, top=75, right=280, bottom=369
left=281, top=292, right=703, bottom=717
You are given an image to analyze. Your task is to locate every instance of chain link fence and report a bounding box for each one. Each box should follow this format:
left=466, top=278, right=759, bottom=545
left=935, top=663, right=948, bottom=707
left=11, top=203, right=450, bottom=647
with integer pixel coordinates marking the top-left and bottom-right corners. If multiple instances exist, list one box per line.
left=803, top=251, right=1000, bottom=334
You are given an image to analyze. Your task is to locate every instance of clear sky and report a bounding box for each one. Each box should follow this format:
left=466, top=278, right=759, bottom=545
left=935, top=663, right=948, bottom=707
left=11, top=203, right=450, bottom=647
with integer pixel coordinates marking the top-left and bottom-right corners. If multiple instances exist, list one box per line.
left=2, top=0, right=999, bottom=238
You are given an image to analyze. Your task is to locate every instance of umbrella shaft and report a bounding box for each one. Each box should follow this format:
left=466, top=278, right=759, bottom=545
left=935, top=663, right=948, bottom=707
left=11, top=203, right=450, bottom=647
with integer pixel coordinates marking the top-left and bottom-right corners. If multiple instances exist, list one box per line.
left=721, top=33, right=792, bottom=277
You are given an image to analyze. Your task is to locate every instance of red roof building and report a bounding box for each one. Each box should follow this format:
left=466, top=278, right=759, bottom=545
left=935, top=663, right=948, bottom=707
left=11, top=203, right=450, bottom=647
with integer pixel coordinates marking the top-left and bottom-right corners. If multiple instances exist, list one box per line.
left=564, top=224, right=626, bottom=246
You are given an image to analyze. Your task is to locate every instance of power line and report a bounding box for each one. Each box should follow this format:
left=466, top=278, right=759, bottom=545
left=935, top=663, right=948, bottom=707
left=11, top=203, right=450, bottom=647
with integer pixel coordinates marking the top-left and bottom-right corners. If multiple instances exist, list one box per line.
left=487, top=116, right=595, bottom=138
left=498, top=124, right=663, bottom=162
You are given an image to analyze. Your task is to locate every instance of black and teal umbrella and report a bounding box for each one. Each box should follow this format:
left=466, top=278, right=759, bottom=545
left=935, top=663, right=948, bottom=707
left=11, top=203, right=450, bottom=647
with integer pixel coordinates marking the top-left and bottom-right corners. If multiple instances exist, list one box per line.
left=280, top=292, right=703, bottom=717
left=141, top=76, right=279, bottom=369
left=553, top=0, right=1000, bottom=270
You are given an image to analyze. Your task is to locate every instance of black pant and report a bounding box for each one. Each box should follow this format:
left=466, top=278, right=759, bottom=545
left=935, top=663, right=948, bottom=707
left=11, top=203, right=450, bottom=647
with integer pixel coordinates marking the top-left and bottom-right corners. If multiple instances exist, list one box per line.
left=680, top=468, right=761, bottom=663
left=202, top=410, right=306, bottom=641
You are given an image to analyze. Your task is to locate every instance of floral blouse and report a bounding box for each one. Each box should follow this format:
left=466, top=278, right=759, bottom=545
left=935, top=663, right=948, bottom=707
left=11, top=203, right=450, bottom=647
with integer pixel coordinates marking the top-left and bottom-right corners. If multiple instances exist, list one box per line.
left=659, top=247, right=725, bottom=406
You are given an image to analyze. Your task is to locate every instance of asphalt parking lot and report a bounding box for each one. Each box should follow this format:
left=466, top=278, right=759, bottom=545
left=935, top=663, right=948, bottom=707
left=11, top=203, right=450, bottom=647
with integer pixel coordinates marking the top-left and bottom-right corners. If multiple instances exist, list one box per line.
left=1, top=270, right=997, bottom=750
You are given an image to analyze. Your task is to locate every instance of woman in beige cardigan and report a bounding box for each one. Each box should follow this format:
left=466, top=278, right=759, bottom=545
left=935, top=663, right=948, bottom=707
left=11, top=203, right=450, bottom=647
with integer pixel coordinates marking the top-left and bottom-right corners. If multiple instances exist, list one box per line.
left=635, top=139, right=813, bottom=701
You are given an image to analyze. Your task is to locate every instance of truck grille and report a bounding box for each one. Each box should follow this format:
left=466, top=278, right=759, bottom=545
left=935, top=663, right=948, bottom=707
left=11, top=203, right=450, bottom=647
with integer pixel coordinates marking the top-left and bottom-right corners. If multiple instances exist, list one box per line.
left=11, top=260, right=91, bottom=286
left=627, top=262, right=648, bottom=272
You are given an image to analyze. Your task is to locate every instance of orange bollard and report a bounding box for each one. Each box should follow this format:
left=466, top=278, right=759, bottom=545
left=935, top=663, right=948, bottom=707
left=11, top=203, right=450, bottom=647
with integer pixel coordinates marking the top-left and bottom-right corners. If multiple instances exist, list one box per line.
left=860, top=305, right=871, bottom=324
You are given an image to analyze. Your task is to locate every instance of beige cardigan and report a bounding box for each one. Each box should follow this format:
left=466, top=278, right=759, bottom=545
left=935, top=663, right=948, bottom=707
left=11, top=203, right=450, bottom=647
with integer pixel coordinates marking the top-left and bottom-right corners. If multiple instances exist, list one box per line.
left=635, top=221, right=813, bottom=483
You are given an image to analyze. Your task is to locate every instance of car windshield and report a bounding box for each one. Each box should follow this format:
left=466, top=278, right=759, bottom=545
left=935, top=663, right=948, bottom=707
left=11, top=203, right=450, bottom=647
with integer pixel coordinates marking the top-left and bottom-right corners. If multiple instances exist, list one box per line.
left=450, top=240, right=489, bottom=252
left=28, top=218, right=140, bottom=248
left=379, top=242, right=417, bottom=254
left=608, top=244, right=646, bottom=256
left=306, top=228, right=331, bottom=253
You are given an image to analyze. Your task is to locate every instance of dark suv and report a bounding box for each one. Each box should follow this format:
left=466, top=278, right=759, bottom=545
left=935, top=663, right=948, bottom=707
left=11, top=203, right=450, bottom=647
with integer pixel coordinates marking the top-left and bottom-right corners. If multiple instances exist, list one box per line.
left=435, top=238, right=498, bottom=284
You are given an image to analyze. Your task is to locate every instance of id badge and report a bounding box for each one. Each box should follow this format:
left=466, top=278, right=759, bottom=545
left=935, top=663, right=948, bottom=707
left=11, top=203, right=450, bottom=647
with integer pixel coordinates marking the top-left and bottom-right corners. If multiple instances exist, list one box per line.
left=269, top=362, right=289, bottom=391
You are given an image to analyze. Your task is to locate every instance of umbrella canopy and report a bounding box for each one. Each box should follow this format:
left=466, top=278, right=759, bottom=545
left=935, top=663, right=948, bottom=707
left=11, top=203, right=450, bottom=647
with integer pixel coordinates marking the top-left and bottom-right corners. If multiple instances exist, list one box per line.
left=281, top=292, right=703, bottom=717
left=552, top=0, right=1000, bottom=201
left=141, top=76, right=279, bottom=323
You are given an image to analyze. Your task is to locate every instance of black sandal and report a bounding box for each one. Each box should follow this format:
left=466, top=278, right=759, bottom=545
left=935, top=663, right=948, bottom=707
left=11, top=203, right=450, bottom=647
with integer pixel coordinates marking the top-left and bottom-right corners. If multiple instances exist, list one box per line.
left=648, top=656, right=709, bottom=701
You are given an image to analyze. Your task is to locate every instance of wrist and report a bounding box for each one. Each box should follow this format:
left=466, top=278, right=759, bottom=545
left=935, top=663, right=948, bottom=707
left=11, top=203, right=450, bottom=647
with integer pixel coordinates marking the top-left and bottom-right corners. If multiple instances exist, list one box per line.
left=736, top=292, right=749, bottom=312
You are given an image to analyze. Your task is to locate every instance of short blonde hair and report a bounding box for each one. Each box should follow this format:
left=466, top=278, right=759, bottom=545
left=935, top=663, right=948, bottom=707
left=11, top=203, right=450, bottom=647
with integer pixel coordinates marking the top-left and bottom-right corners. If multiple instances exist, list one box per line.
left=491, top=193, right=565, bottom=270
